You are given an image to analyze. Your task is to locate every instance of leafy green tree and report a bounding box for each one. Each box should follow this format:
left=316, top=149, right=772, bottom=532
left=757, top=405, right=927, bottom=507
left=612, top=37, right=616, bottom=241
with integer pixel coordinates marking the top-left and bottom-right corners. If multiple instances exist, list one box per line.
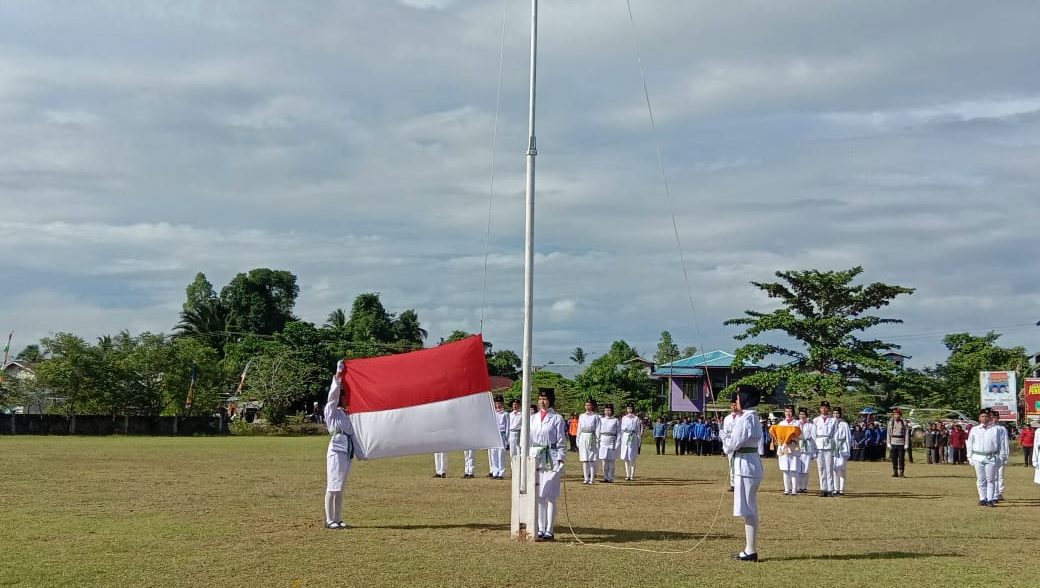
left=487, top=349, right=521, bottom=380
left=183, top=272, right=217, bottom=313
left=443, top=330, right=472, bottom=344
left=245, top=349, right=319, bottom=425
left=681, top=346, right=697, bottom=359
left=393, top=309, right=427, bottom=350
left=725, top=267, right=914, bottom=401
left=220, top=268, right=299, bottom=336
left=934, top=332, right=1030, bottom=414
left=164, top=337, right=223, bottom=416
left=654, top=331, right=680, bottom=365
left=507, top=370, right=581, bottom=413
left=344, top=293, right=395, bottom=357
left=34, top=333, right=104, bottom=418
left=569, top=347, right=587, bottom=365
left=575, top=340, right=656, bottom=411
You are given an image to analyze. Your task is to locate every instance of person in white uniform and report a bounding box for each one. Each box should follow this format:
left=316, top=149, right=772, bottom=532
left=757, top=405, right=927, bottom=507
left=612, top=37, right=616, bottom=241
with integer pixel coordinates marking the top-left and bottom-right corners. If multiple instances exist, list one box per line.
left=487, top=395, right=508, bottom=480
left=812, top=401, right=838, bottom=497
left=772, top=405, right=801, bottom=496
left=832, top=407, right=852, bottom=496
left=1032, top=419, right=1040, bottom=486
left=796, top=408, right=815, bottom=493
left=508, top=399, right=523, bottom=465
left=619, top=403, right=643, bottom=481
left=463, top=449, right=477, bottom=478
left=433, top=452, right=447, bottom=478
left=577, top=399, right=601, bottom=484
left=721, top=395, right=740, bottom=492
left=597, top=404, right=621, bottom=483
left=529, top=387, right=567, bottom=541
left=991, top=409, right=1009, bottom=501
left=323, top=360, right=353, bottom=529
left=967, top=409, right=1008, bottom=507
left=723, top=384, right=764, bottom=562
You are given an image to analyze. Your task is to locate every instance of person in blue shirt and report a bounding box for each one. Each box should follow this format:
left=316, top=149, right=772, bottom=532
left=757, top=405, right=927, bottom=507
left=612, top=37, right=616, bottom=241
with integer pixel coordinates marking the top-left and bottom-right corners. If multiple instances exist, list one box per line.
left=672, top=418, right=684, bottom=455
left=692, top=416, right=708, bottom=456
left=653, top=417, right=667, bottom=455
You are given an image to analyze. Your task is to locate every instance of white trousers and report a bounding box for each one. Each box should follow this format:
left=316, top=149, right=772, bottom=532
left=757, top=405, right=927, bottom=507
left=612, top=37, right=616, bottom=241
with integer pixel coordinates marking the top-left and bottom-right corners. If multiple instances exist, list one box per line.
left=434, top=452, right=447, bottom=475
left=463, top=450, right=476, bottom=475
left=816, top=451, right=835, bottom=492
left=834, top=462, right=847, bottom=493
left=327, top=448, right=352, bottom=492
left=488, top=447, right=505, bottom=476
left=974, top=461, right=998, bottom=501
left=601, top=459, right=616, bottom=481
left=997, top=463, right=1005, bottom=496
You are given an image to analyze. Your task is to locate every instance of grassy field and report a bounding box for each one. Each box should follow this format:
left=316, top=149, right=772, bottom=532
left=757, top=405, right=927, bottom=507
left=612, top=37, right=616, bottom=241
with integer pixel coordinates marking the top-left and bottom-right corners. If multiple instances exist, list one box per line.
left=1, top=436, right=1037, bottom=588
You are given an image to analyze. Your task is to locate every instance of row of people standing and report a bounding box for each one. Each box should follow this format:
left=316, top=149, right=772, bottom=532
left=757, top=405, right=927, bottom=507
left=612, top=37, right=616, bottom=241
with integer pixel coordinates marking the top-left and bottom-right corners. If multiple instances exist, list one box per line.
left=766, top=402, right=852, bottom=497
left=575, top=400, right=643, bottom=483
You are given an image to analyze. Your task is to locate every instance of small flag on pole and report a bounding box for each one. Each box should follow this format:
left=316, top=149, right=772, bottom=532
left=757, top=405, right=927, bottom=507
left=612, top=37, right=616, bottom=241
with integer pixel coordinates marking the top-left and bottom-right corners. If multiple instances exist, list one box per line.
left=702, top=370, right=714, bottom=402
left=2, top=331, right=11, bottom=366
left=344, top=335, right=503, bottom=460
left=235, top=360, right=252, bottom=395
left=185, top=365, right=197, bottom=409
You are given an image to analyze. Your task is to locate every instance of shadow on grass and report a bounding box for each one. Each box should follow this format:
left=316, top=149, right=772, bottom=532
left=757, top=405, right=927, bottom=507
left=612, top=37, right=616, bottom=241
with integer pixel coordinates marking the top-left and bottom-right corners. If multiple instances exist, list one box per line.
left=560, top=526, right=737, bottom=543
left=608, top=478, right=716, bottom=487
left=770, top=551, right=961, bottom=562
left=840, top=491, right=943, bottom=499
left=356, top=522, right=510, bottom=531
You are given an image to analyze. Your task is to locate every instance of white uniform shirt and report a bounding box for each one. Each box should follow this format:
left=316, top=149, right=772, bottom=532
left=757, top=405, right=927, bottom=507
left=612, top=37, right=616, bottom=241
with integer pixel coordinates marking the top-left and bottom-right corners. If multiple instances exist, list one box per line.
left=798, top=419, right=816, bottom=454
left=812, top=415, right=838, bottom=451
left=834, top=420, right=852, bottom=457
left=967, top=424, right=1008, bottom=465
left=620, top=414, right=642, bottom=436
left=598, top=417, right=621, bottom=450
left=721, top=412, right=738, bottom=456
left=578, top=413, right=601, bottom=435
left=723, top=409, right=763, bottom=479
left=324, top=376, right=353, bottom=453
left=508, top=410, right=523, bottom=438
left=529, top=410, right=567, bottom=469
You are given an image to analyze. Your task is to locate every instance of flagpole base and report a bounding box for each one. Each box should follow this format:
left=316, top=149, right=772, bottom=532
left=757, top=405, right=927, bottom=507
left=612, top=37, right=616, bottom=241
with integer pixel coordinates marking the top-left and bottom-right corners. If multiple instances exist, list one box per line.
left=510, top=455, right=538, bottom=541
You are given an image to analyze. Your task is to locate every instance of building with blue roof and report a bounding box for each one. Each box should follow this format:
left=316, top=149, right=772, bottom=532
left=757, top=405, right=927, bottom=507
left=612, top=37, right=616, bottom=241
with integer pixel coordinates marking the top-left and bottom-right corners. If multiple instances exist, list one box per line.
left=651, top=350, right=762, bottom=413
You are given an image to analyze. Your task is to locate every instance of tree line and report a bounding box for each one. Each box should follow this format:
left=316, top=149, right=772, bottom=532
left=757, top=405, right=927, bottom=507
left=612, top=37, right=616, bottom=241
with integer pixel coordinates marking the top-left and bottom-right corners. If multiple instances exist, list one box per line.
left=2, top=266, right=1034, bottom=423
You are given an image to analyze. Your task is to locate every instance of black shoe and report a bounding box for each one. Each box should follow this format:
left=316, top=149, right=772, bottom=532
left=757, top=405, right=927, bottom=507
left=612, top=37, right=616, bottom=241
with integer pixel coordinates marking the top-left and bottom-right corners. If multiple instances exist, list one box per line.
left=891, top=473, right=898, bottom=477
left=464, top=474, right=474, bottom=479
left=837, top=491, right=844, bottom=496
left=732, top=551, right=758, bottom=562
left=978, top=500, right=987, bottom=506
left=987, top=501, right=997, bottom=507
left=542, top=533, right=555, bottom=541
left=433, top=473, right=445, bottom=478
left=728, top=486, right=734, bottom=492
left=819, top=491, right=829, bottom=497
left=535, top=531, right=545, bottom=540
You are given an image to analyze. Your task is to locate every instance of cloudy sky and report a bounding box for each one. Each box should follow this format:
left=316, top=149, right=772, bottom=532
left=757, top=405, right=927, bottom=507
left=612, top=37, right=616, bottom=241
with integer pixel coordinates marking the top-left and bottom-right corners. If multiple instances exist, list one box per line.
left=2, top=0, right=1039, bottom=368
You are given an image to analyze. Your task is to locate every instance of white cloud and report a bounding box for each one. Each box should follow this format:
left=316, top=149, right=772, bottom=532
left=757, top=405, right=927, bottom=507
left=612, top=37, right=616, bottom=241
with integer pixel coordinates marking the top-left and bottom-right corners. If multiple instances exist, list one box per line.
left=2, top=1, right=1040, bottom=368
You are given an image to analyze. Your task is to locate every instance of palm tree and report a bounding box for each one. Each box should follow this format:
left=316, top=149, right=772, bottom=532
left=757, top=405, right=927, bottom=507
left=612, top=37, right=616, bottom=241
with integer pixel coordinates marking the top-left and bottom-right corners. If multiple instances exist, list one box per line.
left=394, top=310, right=427, bottom=350
left=174, top=298, right=231, bottom=354
left=570, top=347, right=587, bottom=365
left=325, top=308, right=347, bottom=330
left=16, top=344, right=44, bottom=363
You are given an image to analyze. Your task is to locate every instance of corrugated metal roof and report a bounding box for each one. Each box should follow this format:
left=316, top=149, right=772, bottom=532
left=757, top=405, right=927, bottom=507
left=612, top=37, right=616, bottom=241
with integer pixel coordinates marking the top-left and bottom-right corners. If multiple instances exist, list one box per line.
left=650, top=366, right=704, bottom=377
left=660, top=350, right=759, bottom=369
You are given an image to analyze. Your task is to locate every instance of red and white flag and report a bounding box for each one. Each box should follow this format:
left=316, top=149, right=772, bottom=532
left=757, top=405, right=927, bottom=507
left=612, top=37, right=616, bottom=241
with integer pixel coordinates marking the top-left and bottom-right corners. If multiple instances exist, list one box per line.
left=343, top=335, right=503, bottom=460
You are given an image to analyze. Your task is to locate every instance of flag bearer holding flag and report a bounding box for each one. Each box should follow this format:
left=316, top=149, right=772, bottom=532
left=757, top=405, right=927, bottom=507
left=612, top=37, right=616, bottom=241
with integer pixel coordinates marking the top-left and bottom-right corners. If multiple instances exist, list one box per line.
left=324, top=360, right=354, bottom=529
left=530, top=387, right=566, bottom=541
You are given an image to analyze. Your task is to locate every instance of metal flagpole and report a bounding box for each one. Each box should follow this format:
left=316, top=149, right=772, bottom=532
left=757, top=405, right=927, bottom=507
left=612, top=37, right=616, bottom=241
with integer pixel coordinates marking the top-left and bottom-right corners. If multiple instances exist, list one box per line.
left=511, top=0, right=538, bottom=541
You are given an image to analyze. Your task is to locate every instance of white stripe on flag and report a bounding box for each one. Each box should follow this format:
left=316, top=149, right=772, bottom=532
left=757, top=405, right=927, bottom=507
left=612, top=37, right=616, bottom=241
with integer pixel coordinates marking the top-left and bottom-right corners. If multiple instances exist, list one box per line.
left=349, top=392, right=503, bottom=460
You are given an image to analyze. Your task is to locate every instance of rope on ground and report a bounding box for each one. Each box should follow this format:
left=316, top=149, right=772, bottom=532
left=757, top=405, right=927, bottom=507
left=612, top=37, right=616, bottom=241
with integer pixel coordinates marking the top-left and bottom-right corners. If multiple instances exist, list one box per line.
left=559, top=466, right=730, bottom=554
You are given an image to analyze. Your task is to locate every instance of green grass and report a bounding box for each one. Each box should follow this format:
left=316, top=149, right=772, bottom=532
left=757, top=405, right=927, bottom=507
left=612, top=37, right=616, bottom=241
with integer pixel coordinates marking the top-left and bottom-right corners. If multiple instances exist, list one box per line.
left=1, top=437, right=1037, bottom=587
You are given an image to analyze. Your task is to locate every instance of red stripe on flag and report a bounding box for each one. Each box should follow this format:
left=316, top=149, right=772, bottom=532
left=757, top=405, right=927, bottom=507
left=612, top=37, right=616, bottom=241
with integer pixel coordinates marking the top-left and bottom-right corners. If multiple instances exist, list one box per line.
left=343, top=335, right=491, bottom=414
